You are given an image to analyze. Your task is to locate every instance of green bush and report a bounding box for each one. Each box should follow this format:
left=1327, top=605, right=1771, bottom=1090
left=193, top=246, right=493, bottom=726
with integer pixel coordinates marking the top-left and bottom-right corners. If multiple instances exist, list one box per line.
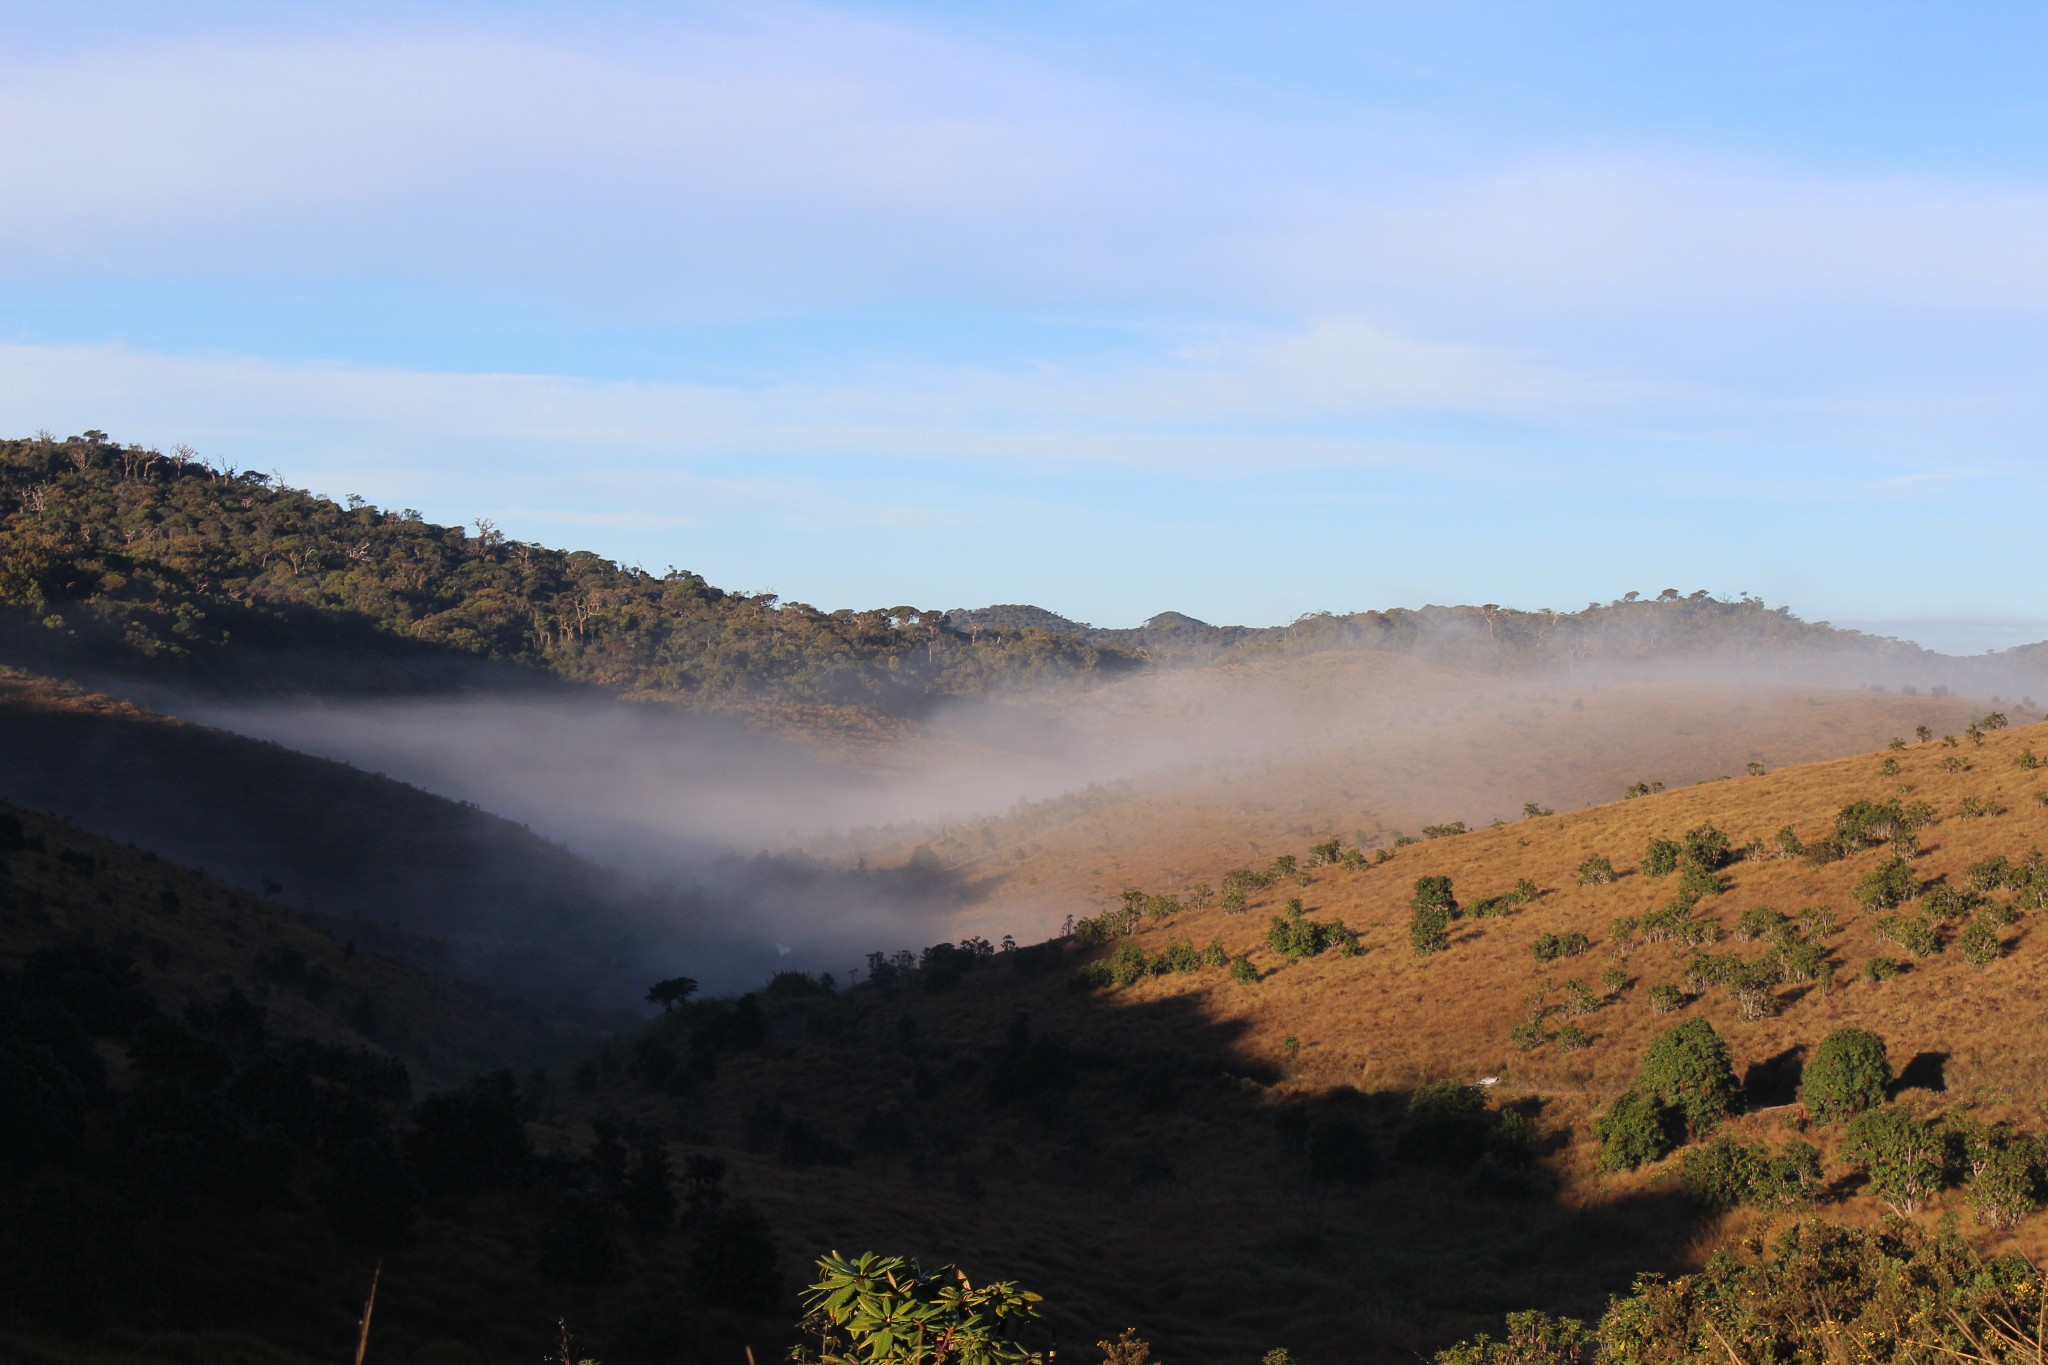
left=1753, top=1141, right=1825, bottom=1209
left=1965, top=855, right=2015, bottom=891
left=1680, top=823, right=1732, bottom=870
left=1409, top=904, right=1451, bottom=957
left=1918, top=884, right=1976, bottom=920
left=1576, top=854, right=1617, bottom=886
left=1265, top=903, right=1361, bottom=962
left=1106, top=940, right=1149, bottom=986
left=1399, top=1081, right=1518, bottom=1168
left=1773, top=825, right=1805, bottom=859
left=1678, top=1135, right=1764, bottom=1210
left=1864, top=956, right=1903, bottom=983
left=1531, top=931, right=1592, bottom=963
left=1843, top=1105, right=1944, bottom=1214
left=1641, top=838, right=1681, bottom=877
left=1510, top=1020, right=1544, bottom=1051
left=1803, top=1028, right=1890, bottom=1122
left=1734, top=906, right=1787, bottom=941
left=1595, top=1089, right=1677, bottom=1171
left=797, top=1251, right=1044, bottom=1365
left=1229, top=954, right=1258, bottom=984
left=1435, top=1311, right=1593, bottom=1365
left=1647, top=983, right=1685, bottom=1014
left=1855, top=856, right=1915, bottom=912
left=1562, top=979, right=1601, bottom=1016
left=1556, top=1023, right=1590, bottom=1051
left=1636, top=1018, right=1737, bottom=1136
left=1412, top=875, right=1457, bottom=913
left=1959, top=1124, right=2043, bottom=1228
left=1873, top=913, right=1940, bottom=956
left=1835, top=799, right=1927, bottom=850
left=1675, top=861, right=1723, bottom=904
left=1957, top=918, right=2002, bottom=966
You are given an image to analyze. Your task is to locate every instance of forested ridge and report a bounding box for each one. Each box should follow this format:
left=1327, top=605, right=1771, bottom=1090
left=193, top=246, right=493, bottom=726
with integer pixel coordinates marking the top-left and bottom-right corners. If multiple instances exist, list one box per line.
left=0, top=433, right=1132, bottom=707
left=5, top=431, right=2043, bottom=715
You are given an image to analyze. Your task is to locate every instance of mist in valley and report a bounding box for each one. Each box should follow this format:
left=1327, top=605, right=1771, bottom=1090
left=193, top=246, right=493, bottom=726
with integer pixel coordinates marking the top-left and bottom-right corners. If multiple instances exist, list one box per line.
left=166, top=636, right=2042, bottom=996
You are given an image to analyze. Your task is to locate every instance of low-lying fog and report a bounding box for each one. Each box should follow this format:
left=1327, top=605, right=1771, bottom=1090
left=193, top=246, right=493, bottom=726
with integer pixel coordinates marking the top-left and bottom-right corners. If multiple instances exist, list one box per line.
left=173, top=652, right=2036, bottom=993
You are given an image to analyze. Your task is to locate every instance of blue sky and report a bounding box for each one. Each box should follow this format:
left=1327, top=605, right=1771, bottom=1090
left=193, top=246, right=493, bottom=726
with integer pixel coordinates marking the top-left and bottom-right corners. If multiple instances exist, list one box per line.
left=4, top=2, right=2047, bottom=649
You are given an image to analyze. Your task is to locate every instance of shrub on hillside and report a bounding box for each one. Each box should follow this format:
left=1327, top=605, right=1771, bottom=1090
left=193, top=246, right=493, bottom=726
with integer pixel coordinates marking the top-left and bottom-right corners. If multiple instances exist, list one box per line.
left=1595, top=1089, right=1678, bottom=1171
left=1675, top=861, right=1723, bottom=904
left=1843, top=1105, right=1944, bottom=1214
left=1641, top=838, right=1681, bottom=877
left=1864, top=956, right=1904, bottom=984
left=1647, top=983, right=1685, bottom=1014
left=1531, top=932, right=1591, bottom=964
left=1773, top=825, right=1805, bottom=859
left=1835, top=798, right=1932, bottom=850
left=1917, top=884, right=1976, bottom=920
left=1956, top=1123, right=2044, bottom=1229
left=1957, top=918, right=2003, bottom=966
left=1678, top=1135, right=1763, bottom=1210
left=1734, top=906, right=1787, bottom=942
left=1854, top=856, right=1915, bottom=912
left=1435, top=1310, right=1594, bottom=1365
left=1412, top=876, right=1457, bottom=913
left=1873, top=913, right=1940, bottom=957
left=1576, top=854, right=1618, bottom=886
left=1680, top=823, right=1732, bottom=870
left=1637, top=1018, right=1737, bottom=1136
left=1409, top=905, right=1451, bottom=957
left=1265, top=903, right=1361, bottom=962
left=1803, top=1028, right=1890, bottom=1122
left=1398, top=1081, right=1523, bottom=1169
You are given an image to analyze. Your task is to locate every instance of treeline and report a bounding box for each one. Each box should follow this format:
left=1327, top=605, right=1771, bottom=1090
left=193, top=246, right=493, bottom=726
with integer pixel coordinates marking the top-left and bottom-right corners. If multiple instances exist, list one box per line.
left=0, top=433, right=1134, bottom=706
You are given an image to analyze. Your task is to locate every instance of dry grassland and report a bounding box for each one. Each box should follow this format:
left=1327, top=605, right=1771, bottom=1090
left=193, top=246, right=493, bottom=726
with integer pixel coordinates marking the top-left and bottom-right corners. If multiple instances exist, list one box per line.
left=662, top=712, right=2048, bottom=1363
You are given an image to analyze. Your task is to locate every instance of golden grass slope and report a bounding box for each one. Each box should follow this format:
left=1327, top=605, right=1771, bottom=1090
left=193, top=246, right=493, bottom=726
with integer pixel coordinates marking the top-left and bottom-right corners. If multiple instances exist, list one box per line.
left=641, top=712, right=2048, bottom=1365
left=925, top=660, right=2025, bottom=941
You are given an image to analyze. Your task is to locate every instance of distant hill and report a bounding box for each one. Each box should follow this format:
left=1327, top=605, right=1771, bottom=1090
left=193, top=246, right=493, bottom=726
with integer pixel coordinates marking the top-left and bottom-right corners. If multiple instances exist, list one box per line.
left=955, top=593, right=2048, bottom=693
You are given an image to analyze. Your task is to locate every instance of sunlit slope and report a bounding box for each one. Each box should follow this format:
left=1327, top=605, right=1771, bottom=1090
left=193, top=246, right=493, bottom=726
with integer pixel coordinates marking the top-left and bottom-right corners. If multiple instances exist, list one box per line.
left=638, top=713, right=2048, bottom=1364
left=925, top=657, right=2033, bottom=938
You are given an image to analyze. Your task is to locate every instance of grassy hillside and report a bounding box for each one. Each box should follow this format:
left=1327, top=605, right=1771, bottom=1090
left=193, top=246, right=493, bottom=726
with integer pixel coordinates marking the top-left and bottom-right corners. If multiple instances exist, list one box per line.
left=906, top=658, right=2038, bottom=945
left=568, top=713, right=2048, bottom=1364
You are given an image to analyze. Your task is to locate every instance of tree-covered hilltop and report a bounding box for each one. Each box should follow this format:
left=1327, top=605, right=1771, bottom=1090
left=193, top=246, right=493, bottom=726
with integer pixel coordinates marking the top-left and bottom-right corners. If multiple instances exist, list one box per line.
left=0, top=433, right=1136, bottom=706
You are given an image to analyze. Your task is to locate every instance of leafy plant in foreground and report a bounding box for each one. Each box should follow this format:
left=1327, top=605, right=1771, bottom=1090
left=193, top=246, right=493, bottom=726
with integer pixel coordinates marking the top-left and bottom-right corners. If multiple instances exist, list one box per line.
left=795, top=1251, right=1048, bottom=1365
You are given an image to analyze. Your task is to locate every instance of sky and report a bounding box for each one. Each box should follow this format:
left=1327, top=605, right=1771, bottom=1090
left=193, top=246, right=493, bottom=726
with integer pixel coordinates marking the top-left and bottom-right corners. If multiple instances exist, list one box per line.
left=4, top=2, right=2047, bottom=652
